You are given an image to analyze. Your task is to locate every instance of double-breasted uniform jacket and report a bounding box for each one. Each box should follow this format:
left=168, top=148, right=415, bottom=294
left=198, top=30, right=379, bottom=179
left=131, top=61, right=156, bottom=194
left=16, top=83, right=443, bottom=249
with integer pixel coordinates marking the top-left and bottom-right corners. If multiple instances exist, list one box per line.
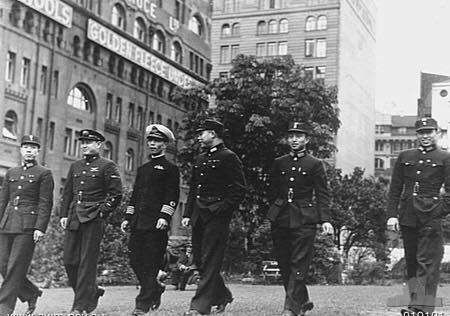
left=387, top=145, right=450, bottom=227
left=125, top=154, right=180, bottom=230
left=60, top=154, right=122, bottom=230
left=267, top=151, right=330, bottom=227
left=0, top=162, right=54, bottom=234
left=184, top=143, right=246, bottom=224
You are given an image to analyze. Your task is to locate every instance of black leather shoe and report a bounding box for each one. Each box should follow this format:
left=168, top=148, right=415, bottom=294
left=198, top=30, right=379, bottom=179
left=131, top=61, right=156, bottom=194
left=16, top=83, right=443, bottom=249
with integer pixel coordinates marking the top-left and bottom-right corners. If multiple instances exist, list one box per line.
left=24, top=289, right=43, bottom=315
left=131, top=308, right=147, bottom=316
left=298, top=301, right=314, bottom=315
left=150, top=284, right=166, bottom=310
left=214, top=298, right=233, bottom=314
left=86, top=286, right=105, bottom=313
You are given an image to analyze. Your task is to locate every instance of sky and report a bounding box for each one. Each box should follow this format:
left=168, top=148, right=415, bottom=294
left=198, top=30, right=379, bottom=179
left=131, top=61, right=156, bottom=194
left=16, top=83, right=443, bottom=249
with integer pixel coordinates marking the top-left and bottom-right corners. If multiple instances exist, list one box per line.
left=375, top=0, right=450, bottom=115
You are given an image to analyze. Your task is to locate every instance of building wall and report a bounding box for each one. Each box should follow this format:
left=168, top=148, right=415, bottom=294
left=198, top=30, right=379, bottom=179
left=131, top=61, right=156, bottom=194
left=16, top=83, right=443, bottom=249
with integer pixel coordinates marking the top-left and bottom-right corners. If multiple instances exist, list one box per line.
left=334, top=0, right=376, bottom=175
left=0, top=0, right=211, bottom=237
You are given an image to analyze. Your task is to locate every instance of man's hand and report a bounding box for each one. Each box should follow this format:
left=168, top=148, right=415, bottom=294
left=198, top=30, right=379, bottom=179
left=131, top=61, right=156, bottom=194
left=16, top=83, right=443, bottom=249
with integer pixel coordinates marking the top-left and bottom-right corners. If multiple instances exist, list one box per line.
left=322, top=222, right=333, bottom=235
left=181, top=217, right=191, bottom=227
left=33, top=230, right=44, bottom=243
left=156, top=218, right=169, bottom=230
left=60, top=217, right=68, bottom=229
left=120, top=220, right=129, bottom=233
left=387, top=217, right=399, bottom=232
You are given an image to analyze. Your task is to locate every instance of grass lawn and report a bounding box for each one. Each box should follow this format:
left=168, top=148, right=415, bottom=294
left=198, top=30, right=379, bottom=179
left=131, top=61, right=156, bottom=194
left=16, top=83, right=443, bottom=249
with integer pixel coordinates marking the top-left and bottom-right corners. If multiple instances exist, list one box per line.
left=17, top=283, right=450, bottom=316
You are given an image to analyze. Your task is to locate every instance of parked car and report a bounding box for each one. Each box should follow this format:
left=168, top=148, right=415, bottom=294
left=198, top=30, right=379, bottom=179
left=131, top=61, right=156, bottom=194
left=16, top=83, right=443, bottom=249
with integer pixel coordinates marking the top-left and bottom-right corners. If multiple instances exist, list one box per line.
left=262, top=260, right=282, bottom=284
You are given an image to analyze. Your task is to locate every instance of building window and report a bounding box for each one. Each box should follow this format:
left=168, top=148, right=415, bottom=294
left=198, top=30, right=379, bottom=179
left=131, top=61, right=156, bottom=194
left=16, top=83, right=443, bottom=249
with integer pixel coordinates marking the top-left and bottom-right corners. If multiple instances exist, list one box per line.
left=257, top=21, right=266, bottom=35
left=219, top=72, right=229, bottom=79
left=111, top=4, right=126, bottom=30
left=256, top=43, right=266, bottom=57
left=268, top=20, right=277, bottom=34
left=171, top=41, right=182, bottom=63
left=115, top=97, right=122, bottom=123
left=224, top=0, right=236, bottom=13
left=317, top=15, right=327, bottom=30
left=137, top=106, right=143, bottom=130
left=269, top=0, right=277, bottom=8
left=106, top=93, right=113, bottom=120
left=221, top=24, right=231, bottom=37
left=64, top=128, right=73, bottom=155
left=117, top=59, right=124, bottom=78
left=6, top=51, right=16, bottom=82
left=23, top=10, right=34, bottom=33
left=279, top=19, right=288, bottom=33
left=20, top=57, right=31, bottom=87
left=189, top=15, right=203, bottom=36
left=67, top=86, right=91, bottom=111
left=52, top=70, right=59, bottom=98
left=157, top=114, right=162, bottom=124
left=316, top=39, right=327, bottom=57
left=278, top=42, right=288, bottom=55
left=220, top=46, right=230, bottom=64
left=36, top=117, right=43, bottom=140
left=103, top=141, right=113, bottom=160
left=375, top=158, right=384, bottom=169
left=232, top=23, right=240, bottom=36
left=375, top=126, right=384, bottom=134
left=152, top=31, right=165, bottom=53
left=10, top=3, right=21, bottom=27
left=128, top=103, right=135, bottom=127
left=316, top=66, right=326, bottom=79
left=305, top=39, right=315, bottom=57
left=49, top=121, right=55, bottom=150
left=126, top=149, right=135, bottom=171
left=305, top=16, right=316, bottom=31
left=133, top=18, right=146, bottom=41
left=267, top=42, right=277, bottom=56
left=375, top=142, right=384, bottom=151
left=3, top=110, right=18, bottom=140
left=303, top=67, right=314, bottom=80
left=149, top=111, right=155, bottom=124
left=93, top=45, right=101, bottom=66
left=231, top=45, right=240, bottom=60
left=175, top=0, right=183, bottom=21
left=40, top=65, right=48, bottom=94
left=73, top=36, right=81, bottom=57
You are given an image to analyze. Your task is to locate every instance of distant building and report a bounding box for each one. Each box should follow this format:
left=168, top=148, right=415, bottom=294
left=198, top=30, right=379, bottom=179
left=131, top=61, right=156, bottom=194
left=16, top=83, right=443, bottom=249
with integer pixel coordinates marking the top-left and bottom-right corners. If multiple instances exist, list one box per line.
left=0, top=0, right=212, bottom=237
left=375, top=113, right=417, bottom=178
left=210, top=0, right=377, bottom=175
left=418, top=72, right=450, bottom=150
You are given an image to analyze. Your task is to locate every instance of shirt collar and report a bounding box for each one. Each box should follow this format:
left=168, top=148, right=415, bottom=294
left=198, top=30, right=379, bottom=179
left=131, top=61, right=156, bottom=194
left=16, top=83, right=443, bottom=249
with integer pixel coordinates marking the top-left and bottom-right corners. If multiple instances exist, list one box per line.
left=84, top=153, right=100, bottom=162
left=418, top=144, right=437, bottom=153
left=151, top=153, right=165, bottom=159
left=22, top=160, right=36, bottom=169
left=209, top=143, right=225, bottom=154
left=290, top=149, right=306, bottom=159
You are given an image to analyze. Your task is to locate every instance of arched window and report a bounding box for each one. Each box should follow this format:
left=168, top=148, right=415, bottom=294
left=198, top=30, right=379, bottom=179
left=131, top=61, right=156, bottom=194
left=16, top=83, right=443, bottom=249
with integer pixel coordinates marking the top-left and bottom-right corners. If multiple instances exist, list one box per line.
left=67, top=85, right=92, bottom=112
left=305, top=16, right=316, bottom=31
left=221, top=24, right=230, bottom=37
left=23, top=10, right=34, bottom=33
left=257, top=21, right=266, bottom=35
left=279, top=19, right=288, bottom=33
left=232, top=23, right=240, bottom=36
left=126, top=148, right=135, bottom=171
left=152, top=31, right=165, bottom=53
left=375, top=158, right=384, bottom=169
left=10, top=3, right=21, bottom=27
left=189, top=15, right=203, bottom=36
left=111, top=4, right=126, bottom=30
left=171, top=41, right=182, bottom=63
left=3, top=110, right=18, bottom=140
left=133, top=17, right=146, bottom=41
left=317, top=15, right=327, bottom=30
left=103, top=141, right=113, bottom=160
left=268, top=19, right=277, bottom=33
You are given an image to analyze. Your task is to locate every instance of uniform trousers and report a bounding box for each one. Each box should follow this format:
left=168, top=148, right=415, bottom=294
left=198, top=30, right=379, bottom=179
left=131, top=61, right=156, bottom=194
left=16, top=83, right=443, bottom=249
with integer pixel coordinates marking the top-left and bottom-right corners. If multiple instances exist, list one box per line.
left=271, top=225, right=316, bottom=315
left=63, top=218, right=104, bottom=312
left=128, top=229, right=168, bottom=312
left=401, top=223, right=443, bottom=313
left=190, top=215, right=233, bottom=314
left=0, top=233, right=40, bottom=315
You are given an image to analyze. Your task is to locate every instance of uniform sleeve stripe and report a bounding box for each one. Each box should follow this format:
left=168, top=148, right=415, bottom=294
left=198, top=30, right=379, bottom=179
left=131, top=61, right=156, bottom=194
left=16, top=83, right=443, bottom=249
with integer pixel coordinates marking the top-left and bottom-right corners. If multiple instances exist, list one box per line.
left=126, top=206, right=135, bottom=215
left=160, top=204, right=175, bottom=216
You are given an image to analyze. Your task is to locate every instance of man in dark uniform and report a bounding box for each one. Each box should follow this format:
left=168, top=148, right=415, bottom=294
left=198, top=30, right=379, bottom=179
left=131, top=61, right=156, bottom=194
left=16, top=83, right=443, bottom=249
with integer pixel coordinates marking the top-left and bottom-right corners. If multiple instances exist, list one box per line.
left=60, top=129, right=122, bottom=314
left=387, top=117, right=450, bottom=315
left=267, top=122, right=333, bottom=316
left=0, top=135, right=54, bottom=316
left=182, top=119, right=246, bottom=316
left=121, top=124, right=180, bottom=316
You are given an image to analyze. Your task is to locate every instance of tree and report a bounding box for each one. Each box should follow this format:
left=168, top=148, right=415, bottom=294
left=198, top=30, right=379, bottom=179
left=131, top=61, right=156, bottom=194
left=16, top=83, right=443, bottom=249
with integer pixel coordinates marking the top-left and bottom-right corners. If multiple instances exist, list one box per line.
left=173, top=55, right=340, bottom=272
left=328, top=167, right=388, bottom=263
